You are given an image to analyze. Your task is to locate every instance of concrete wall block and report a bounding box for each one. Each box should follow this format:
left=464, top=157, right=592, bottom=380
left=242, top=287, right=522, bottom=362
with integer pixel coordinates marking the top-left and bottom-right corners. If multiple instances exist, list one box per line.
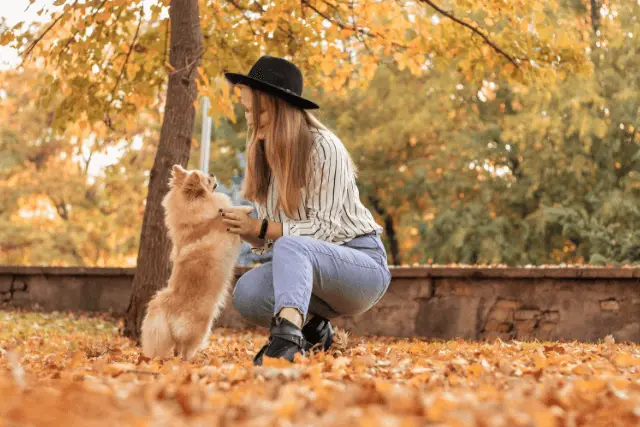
left=600, top=299, right=620, bottom=311
left=494, top=299, right=521, bottom=310
left=0, top=276, right=12, bottom=293
left=13, top=279, right=27, bottom=292
left=484, top=320, right=512, bottom=333
left=537, top=322, right=557, bottom=341
left=378, top=279, right=431, bottom=306
left=487, top=306, right=515, bottom=323
left=514, top=319, right=538, bottom=335
left=542, top=311, right=560, bottom=322
left=514, top=309, right=541, bottom=321
left=415, top=296, right=482, bottom=340
left=11, top=290, right=33, bottom=308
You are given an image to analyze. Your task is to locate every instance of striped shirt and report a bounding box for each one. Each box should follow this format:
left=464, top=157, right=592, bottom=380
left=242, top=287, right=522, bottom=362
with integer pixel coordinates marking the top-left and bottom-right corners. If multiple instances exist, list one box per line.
left=251, top=128, right=383, bottom=254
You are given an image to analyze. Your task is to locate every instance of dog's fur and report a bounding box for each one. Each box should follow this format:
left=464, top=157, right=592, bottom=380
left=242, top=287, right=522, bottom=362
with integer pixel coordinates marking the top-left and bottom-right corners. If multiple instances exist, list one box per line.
left=141, top=165, right=251, bottom=361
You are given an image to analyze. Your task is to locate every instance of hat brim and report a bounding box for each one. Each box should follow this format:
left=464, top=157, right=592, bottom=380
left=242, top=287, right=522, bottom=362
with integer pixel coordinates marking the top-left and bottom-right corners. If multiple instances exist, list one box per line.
left=225, top=72, right=319, bottom=110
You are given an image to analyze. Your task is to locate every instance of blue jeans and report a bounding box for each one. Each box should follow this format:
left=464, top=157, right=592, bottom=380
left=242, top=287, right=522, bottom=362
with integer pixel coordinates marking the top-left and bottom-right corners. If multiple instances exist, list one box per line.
left=232, top=233, right=391, bottom=327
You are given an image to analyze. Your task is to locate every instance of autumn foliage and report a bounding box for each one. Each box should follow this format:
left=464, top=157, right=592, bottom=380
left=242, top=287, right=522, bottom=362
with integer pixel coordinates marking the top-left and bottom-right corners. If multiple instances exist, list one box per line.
left=1, top=310, right=640, bottom=426
left=0, top=0, right=638, bottom=268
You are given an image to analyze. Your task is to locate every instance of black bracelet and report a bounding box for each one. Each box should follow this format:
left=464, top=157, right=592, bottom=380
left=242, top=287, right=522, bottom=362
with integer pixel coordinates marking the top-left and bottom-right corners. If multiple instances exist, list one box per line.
left=258, top=218, right=269, bottom=239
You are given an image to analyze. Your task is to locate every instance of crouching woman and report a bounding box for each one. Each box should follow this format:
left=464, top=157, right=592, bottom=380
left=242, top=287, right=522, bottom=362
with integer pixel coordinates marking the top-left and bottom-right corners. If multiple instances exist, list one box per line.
left=220, top=56, right=391, bottom=365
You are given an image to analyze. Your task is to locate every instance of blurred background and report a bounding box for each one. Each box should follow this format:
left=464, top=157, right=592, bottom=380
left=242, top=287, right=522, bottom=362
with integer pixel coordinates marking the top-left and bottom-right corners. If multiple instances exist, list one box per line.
left=0, top=0, right=638, bottom=268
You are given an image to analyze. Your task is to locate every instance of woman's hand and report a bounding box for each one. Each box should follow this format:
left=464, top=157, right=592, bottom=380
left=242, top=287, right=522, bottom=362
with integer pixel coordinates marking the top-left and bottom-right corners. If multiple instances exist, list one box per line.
left=220, top=206, right=261, bottom=240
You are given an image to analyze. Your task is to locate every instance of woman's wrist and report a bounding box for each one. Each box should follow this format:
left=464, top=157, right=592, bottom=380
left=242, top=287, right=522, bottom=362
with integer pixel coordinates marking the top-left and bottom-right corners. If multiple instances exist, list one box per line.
left=257, top=218, right=269, bottom=239
left=250, top=219, right=283, bottom=244
left=265, top=221, right=283, bottom=241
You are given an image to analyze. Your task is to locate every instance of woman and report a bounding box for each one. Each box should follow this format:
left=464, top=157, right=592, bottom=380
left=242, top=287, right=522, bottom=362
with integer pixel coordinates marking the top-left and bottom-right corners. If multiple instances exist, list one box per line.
left=221, top=56, right=391, bottom=365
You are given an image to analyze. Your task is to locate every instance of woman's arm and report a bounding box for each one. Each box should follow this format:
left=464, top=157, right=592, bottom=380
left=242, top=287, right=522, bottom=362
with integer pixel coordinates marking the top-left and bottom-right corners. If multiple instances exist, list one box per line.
left=242, top=219, right=283, bottom=246
left=264, top=220, right=283, bottom=241
left=242, top=234, right=266, bottom=248
left=222, top=210, right=284, bottom=246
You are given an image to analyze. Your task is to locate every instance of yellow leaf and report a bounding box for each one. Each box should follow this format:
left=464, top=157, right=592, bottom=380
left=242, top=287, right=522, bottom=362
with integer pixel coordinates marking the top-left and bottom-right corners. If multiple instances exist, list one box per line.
left=321, top=60, right=333, bottom=76
left=575, top=379, right=607, bottom=393
left=613, top=353, right=640, bottom=368
left=533, top=354, right=547, bottom=369
left=95, top=10, right=110, bottom=22
left=0, top=31, right=15, bottom=46
left=448, top=374, right=462, bottom=386
left=503, top=63, right=515, bottom=75
left=531, top=408, right=556, bottom=427
left=126, top=62, right=140, bottom=77
left=467, top=363, right=484, bottom=377
left=571, top=364, right=589, bottom=375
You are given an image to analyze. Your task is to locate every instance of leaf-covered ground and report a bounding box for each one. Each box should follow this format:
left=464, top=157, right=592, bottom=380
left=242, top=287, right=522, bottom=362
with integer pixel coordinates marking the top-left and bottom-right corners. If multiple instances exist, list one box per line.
left=1, top=311, right=639, bottom=426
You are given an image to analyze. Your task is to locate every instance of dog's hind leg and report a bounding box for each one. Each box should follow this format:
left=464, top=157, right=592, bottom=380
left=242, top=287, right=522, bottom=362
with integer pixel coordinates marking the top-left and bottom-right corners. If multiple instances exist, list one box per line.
left=199, top=333, right=210, bottom=351
left=179, top=338, right=202, bottom=361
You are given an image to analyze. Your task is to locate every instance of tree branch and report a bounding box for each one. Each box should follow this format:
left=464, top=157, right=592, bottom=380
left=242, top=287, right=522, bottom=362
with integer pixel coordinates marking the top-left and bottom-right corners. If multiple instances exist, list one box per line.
left=301, top=0, right=375, bottom=40
left=50, top=196, right=70, bottom=221
left=590, top=0, right=600, bottom=36
left=22, top=0, right=79, bottom=60
left=300, top=0, right=409, bottom=53
left=319, top=0, right=341, bottom=14
left=106, top=8, right=144, bottom=128
left=57, top=0, right=111, bottom=66
left=417, top=0, right=521, bottom=69
left=348, top=0, right=377, bottom=60
left=83, top=149, right=94, bottom=175
left=226, top=0, right=260, bottom=37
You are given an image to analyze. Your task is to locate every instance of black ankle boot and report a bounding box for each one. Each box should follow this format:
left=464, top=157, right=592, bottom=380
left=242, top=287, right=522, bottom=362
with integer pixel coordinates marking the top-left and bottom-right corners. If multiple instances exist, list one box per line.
left=253, top=317, right=306, bottom=366
left=302, top=316, right=334, bottom=352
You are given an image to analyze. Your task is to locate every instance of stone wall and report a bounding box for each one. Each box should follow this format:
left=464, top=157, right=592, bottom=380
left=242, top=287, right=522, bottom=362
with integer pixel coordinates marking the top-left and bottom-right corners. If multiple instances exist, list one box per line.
left=1, top=266, right=639, bottom=342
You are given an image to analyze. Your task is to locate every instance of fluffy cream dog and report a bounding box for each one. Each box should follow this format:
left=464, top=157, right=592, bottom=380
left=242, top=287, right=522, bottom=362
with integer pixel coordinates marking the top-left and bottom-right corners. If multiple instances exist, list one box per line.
left=141, top=164, right=251, bottom=360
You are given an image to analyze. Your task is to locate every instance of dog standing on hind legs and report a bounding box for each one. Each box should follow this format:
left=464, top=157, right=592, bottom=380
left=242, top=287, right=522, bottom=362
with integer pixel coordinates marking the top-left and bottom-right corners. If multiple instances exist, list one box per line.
left=141, top=164, right=251, bottom=361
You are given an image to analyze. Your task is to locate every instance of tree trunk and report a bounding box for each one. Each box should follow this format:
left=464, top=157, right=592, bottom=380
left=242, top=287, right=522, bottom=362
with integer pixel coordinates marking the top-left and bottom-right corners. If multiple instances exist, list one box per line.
left=123, top=0, right=203, bottom=341
left=368, top=196, right=402, bottom=266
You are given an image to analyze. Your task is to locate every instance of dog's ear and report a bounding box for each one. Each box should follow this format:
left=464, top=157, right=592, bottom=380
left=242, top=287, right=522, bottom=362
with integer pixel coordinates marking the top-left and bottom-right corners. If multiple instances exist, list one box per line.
left=185, top=172, right=201, bottom=185
left=170, top=164, right=188, bottom=187
left=172, top=164, right=187, bottom=177
left=182, top=172, right=206, bottom=199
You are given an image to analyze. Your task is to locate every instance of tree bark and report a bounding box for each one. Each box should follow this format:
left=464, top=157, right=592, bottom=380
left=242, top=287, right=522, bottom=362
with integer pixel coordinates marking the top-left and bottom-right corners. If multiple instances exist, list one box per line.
left=368, top=195, right=402, bottom=266
left=123, top=0, right=203, bottom=341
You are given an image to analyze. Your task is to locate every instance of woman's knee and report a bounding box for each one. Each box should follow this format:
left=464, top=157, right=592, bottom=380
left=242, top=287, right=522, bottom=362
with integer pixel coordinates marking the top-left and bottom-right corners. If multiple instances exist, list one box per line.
left=231, top=266, right=273, bottom=327
left=231, top=279, right=254, bottom=315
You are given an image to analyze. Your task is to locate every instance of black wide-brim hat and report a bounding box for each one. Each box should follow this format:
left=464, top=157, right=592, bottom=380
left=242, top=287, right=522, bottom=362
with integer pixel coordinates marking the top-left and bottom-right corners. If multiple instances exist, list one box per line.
left=225, top=55, right=319, bottom=110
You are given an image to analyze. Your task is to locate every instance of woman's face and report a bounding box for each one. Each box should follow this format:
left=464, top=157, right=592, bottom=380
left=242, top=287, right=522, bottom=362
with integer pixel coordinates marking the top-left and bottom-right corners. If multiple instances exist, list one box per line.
left=239, top=85, right=270, bottom=139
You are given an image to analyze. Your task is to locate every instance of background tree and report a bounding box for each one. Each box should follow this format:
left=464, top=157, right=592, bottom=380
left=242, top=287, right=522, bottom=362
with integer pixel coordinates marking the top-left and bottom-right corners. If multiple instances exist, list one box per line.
left=317, top=0, right=639, bottom=265
left=0, top=66, right=156, bottom=266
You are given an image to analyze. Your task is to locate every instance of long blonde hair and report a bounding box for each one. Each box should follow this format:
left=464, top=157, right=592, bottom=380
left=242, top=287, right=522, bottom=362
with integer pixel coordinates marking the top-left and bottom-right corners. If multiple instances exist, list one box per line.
left=242, top=88, right=326, bottom=218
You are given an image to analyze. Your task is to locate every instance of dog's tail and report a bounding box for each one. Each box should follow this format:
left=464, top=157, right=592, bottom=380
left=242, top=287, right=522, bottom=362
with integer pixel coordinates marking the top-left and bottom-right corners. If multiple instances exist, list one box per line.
left=141, top=299, right=173, bottom=359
